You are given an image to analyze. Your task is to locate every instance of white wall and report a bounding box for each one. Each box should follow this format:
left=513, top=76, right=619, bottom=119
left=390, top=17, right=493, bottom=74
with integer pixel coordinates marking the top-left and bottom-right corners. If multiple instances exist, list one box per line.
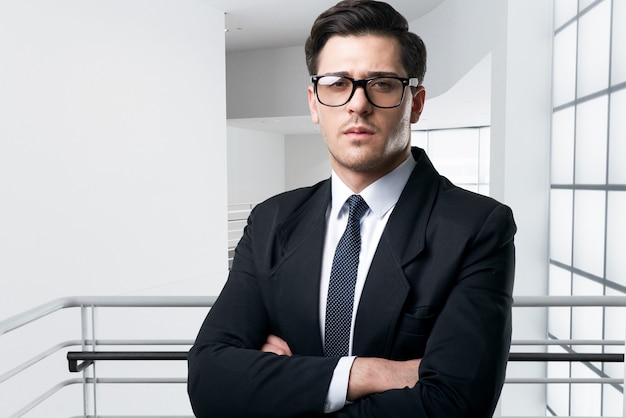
left=490, top=1, right=554, bottom=415
left=227, top=126, right=286, bottom=204
left=284, top=133, right=330, bottom=191
left=0, top=1, right=229, bottom=416
left=411, top=0, right=506, bottom=98
left=0, top=1, right=228, bottom=317
left=490, top=2, right=553, bottom=297
left=226, top=46, right=310, bottom=119
left=226, top=129, right=328, bottom=204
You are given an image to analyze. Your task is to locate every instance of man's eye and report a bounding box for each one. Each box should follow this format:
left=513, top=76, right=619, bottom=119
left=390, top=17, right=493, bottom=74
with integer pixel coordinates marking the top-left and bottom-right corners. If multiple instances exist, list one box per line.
left=320, top=77, right=350, bottom=89
left=371, top=79, right=394, bottom=90
left=328, top=80, right=349, bottom=89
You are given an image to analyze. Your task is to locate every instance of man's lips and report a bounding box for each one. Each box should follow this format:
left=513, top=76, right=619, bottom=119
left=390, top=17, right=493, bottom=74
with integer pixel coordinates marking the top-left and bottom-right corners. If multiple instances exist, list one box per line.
left=343, top=126, right=375, bottom=136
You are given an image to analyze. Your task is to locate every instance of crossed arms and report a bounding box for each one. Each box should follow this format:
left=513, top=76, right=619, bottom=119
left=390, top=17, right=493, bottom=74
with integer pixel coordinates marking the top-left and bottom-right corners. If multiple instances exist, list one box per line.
left=262, top=334, right=421, bottom=402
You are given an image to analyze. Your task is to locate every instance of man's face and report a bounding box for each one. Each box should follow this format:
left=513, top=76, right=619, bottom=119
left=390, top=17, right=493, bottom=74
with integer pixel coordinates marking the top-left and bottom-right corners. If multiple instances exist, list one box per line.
left=308, top=34, right=425, bottom=184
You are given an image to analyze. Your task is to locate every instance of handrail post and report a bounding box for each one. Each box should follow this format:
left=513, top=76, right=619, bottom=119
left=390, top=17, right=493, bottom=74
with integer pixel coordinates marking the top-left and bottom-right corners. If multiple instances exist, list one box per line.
left=80, top=304, right=98, bottom=416
left=80, top=305, right=90, bottom=416
left=623, top=314, right=626, bottom=418
left=91, top=304, right=98, bottom=417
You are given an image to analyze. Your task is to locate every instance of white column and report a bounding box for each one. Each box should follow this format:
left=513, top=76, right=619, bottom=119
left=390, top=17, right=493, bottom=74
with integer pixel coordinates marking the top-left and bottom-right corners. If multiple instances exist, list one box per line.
left=490, top=0, right=554, bottom=415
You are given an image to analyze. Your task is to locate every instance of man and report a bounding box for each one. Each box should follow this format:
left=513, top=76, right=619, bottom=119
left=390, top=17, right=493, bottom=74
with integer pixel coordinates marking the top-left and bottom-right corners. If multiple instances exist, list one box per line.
left=188, top=1, right=516, bottom=417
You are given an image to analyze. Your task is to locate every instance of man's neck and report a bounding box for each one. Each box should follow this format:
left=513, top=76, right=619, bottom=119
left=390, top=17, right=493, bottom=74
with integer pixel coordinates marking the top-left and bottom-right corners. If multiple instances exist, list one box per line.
left=332, top=150, right=412, bottom=194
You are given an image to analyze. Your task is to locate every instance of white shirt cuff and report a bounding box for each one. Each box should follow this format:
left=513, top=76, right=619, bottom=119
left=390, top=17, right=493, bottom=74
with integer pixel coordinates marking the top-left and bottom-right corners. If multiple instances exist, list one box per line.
left=324, top=356, right=356, bottom=413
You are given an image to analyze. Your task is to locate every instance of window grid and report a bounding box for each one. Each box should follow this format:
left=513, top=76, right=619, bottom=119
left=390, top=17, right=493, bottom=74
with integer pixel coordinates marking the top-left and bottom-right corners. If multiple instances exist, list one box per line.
left=549, top=0, right=626, bottom=416
left=411, top=126, right=490, bottom=196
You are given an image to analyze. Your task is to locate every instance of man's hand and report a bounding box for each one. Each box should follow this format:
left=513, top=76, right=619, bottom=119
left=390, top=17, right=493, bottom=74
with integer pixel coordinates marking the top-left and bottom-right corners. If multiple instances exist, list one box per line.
left=261, top=334, right=420, bottom=402
left=347, top=357, right=421, bottom=401
left=261, top=334, right=293, bottom=356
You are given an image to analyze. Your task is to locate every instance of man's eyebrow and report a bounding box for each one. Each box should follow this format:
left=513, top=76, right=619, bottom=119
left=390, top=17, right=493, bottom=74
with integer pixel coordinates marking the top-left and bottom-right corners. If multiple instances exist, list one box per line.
left=318, top=71, right=350, bottom=77
left=367, top=71, right=403, bottom=77
left=317, top=71, right=404, bottom=78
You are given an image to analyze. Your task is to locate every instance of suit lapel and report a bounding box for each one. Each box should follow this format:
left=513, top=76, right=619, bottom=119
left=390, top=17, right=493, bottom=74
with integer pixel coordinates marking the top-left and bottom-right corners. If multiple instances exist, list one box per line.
left=269, top=181, right=331, bottom=356
left=353, top=148, right=441, bottom=356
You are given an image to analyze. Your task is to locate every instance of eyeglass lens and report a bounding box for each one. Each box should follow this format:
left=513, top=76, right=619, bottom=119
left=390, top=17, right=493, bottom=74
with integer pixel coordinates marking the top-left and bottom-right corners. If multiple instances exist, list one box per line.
left=316, top=76, right=406, bottom=108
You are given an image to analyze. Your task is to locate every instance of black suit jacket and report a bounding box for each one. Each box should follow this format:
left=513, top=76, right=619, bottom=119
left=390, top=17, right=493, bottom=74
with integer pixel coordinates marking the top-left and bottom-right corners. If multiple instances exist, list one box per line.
left=188, top=147, right=516, bottom=417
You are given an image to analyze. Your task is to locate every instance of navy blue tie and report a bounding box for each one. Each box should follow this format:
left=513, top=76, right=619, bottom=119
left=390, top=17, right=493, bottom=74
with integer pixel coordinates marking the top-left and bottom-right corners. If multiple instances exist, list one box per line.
left=324, top=194, right=369, bottom=357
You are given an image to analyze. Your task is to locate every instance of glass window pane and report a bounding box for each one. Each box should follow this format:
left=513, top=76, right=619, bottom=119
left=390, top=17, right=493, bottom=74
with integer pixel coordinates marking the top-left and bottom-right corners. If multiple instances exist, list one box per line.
left=411, top=130, right=428, bottom=150
left=553, top=22, right=577, bottom=106
left=551, top=107, right=575, bottom=184
left=573, top=190, right=606, bottom=277
left=579, top=0, right=598, bottom=11
left=612, top=0, right=626, bottom=85
left=604, top=292, right=626, bottom=341
left=548, top=264, right=572, bottom=339
left=550, top=189, right=573, bottom=265
left=478, top=127, right=490, bottom=184
left=606, top=191, right=626, bottom=287
left=577, top=0, right=611, bottom=97
left=609, top=89, right=626, bottom=184
left=554, top=0, right=577, bottom=29
left=548, top=304, right=572, bottom=340
left=412, top=128, right=489, bottom=196
left=428, top=129, right=478, bottom=186
left=571, top=274, right=603, bottom=353
left=575, top=96, right=608, bottom=184
left=603, top=385, right=624, bottom=417
left=604, top=292, right=626, bottom=380
left=570, top=364, right=602, bottom=416
left=549, top=263, right=572, bottom=296
left=546, top=346, right=570, bottom=416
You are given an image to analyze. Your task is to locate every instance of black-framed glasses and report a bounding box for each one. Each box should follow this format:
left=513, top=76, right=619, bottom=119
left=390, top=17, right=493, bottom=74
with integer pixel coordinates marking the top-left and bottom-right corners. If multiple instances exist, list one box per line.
left=311, top=75, right=419, bottom=108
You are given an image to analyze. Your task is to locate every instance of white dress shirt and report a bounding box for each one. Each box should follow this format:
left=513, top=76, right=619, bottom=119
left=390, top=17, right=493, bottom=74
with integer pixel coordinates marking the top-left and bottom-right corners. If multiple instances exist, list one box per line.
left=320, top=155, right=416, bottom=413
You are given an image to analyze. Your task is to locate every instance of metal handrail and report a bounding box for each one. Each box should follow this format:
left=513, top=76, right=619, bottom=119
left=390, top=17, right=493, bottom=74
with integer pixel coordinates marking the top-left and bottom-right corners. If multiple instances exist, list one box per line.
left=9, top=378, right=86, bottom=418
left=2, top=295, right=626, bottom=418
left=9, top=377, right=192, bottom=418
left=4, top=294, right=623, bottom=336
left=0, top=339, right=196, bottom=385
left=67, top=351, right=189, bottom=372
left=0, top=295, right=216, bottom=336
left=512, top=339, right=624, bottom=346
left=63, top=350, right=625, bottom=372
left=0, top=296, right=215, bottom=418
left=513, top=295, right=626, bottom=307
left=0, top=340, right=84, bottom=384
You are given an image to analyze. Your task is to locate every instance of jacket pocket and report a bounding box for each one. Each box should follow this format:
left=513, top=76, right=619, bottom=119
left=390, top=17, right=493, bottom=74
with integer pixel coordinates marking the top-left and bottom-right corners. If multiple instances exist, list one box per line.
left=391, top=310, right=438, bottom=360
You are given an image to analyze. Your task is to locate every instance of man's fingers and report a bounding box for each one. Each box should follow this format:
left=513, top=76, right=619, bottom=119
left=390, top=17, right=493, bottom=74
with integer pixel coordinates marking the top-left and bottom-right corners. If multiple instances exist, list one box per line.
left=261, top=334, right=293, bottom=356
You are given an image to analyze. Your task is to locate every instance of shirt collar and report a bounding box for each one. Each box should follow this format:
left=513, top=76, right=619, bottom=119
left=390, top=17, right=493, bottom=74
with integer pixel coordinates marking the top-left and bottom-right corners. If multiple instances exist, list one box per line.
left=330, top=154, right=416, bottom=219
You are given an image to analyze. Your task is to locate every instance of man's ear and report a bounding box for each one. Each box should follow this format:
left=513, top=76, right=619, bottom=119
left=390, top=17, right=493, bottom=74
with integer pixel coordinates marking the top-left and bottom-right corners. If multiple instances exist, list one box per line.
left=308, top=85, right=320, bottom=124
left=410, top=86, right=426, bottom=124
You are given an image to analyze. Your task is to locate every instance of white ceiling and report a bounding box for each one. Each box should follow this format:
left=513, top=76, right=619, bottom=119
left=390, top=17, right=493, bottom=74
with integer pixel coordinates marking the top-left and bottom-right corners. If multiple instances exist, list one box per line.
left=203, top=0, right=445, bottom=52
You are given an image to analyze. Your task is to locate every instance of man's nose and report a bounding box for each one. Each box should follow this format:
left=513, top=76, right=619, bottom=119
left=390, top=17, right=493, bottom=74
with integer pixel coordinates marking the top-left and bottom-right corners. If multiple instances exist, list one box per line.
left=346, top=85, right=372, bottom=113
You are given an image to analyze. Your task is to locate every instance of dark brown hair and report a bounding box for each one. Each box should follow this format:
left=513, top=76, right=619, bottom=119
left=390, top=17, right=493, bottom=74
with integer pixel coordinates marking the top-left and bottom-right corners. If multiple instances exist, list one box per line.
left=305, top=0, right=427, bottom=85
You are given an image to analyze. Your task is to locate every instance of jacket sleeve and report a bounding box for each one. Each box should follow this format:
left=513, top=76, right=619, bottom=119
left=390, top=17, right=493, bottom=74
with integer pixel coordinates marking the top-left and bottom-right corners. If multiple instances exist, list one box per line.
left=332, top=204, right=516, bottom=418
left=187, top=206, right=337, bottom=418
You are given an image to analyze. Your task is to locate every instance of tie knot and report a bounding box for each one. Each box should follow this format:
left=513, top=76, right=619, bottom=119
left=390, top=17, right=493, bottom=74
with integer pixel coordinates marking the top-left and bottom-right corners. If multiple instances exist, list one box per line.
left=346, top=194, right=369, bottom=222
